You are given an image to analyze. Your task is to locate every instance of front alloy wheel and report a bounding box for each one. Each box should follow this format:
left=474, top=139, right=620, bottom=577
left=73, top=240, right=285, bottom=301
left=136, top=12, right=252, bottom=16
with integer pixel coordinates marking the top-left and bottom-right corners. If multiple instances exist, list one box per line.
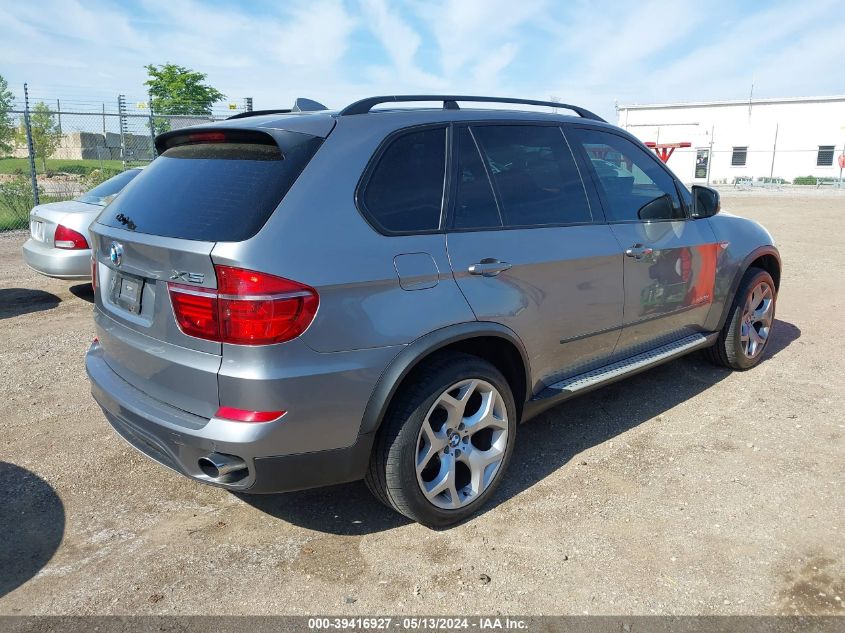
left=705, top=266, right=777, bottom=370
left=740, top=280, right=774, bottom=359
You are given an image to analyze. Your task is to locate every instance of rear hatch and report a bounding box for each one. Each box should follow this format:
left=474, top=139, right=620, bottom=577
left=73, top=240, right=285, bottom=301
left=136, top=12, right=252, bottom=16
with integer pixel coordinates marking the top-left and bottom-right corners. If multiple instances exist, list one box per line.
left=91, top=125, right=325, bottom=418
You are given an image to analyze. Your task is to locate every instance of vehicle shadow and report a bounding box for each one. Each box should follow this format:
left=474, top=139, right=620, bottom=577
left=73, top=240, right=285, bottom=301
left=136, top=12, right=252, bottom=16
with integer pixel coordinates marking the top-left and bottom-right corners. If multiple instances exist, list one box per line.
left=0, top=288, right=60, bottom=320
left=239, top=319, right=800, bottom=534
left=69, top=283, right=94, bottom=303
left=0, top=462, right=65, bottom=598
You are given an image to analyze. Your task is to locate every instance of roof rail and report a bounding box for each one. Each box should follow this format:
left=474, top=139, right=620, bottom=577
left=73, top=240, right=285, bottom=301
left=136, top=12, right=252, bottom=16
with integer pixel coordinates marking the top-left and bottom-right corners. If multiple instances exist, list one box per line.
left=338, top=95, right=606, bottom=122
left=227, top=98, right=329, bottom=120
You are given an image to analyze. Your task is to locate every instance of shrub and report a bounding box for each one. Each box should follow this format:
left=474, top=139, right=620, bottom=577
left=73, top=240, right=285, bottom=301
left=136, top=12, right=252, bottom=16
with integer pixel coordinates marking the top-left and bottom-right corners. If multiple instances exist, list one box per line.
left=793, top=176, right=817, bottom=185
left=0, top=175, right=41, bottom=229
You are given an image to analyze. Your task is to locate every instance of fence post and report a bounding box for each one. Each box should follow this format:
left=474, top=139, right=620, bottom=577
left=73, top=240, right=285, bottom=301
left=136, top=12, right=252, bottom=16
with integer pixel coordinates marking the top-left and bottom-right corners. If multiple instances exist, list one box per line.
left=56, top=99, right=62, bottom=135
left=23, top=83, right=40, bottom=207
left=148, top=93, right=157, bottom=159
left=118, top=94, right=127, bottom=170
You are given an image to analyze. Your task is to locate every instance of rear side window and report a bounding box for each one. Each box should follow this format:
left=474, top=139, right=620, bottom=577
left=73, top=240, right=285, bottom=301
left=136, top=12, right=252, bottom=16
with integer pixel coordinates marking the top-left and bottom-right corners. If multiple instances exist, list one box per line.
left=471, top=125, right=592, bottom=228
left=98, top=131, right=322, bottom=242
left=360, top=127, right=446, bottom=233
left=453, top=127, right=502, bottom=229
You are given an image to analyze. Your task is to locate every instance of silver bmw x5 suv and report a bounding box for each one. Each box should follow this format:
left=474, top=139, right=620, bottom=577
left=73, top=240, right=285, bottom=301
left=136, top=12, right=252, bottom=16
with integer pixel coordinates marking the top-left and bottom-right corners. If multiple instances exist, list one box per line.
left=86, top=95, right=780, bottom=526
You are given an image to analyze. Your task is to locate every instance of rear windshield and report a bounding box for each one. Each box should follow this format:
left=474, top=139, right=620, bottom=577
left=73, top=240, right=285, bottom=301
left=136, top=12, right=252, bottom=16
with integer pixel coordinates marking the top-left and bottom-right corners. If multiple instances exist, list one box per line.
left=98, top=131, right=323, bottom=242
left=77, top=168, right=141, bottom=206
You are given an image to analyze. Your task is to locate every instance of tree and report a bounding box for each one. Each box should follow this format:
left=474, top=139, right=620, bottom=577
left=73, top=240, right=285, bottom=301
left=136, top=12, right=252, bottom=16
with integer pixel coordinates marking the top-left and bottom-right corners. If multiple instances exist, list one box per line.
left=16, top=102, right=60, bottom=171
left=0, top=75, right=15, bottom=156
left=144, top=63, right=225, bottom=134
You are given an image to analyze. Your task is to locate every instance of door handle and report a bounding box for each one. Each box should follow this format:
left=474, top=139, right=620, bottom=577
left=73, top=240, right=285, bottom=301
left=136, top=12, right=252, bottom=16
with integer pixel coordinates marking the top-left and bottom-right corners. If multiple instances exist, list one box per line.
left=468, top=258, right=512, bottom=277
left=625, top=244, right=654, bottom=260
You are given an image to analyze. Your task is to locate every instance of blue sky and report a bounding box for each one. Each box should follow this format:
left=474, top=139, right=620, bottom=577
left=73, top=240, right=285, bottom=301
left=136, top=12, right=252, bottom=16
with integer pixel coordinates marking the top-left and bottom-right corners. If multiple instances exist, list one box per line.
left=2, top=0, right=844, bottom=120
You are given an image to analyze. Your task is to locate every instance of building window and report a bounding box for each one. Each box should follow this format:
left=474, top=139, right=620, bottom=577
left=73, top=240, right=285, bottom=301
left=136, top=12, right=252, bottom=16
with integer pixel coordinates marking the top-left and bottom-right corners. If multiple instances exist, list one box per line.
left=731, top=146, right=747, bottom=167
left=817, top=145, right=835, bottom=167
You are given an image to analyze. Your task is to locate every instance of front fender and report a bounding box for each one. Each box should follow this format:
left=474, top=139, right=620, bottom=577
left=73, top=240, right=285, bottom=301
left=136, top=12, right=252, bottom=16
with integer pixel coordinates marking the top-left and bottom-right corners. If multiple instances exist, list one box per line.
left=706, top=213, right=780, bottom=331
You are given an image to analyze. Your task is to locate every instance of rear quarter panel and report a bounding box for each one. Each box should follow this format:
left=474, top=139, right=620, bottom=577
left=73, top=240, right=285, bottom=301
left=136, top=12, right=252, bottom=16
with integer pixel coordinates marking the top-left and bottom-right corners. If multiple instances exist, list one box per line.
left=210, top=115, right=477, bottom=353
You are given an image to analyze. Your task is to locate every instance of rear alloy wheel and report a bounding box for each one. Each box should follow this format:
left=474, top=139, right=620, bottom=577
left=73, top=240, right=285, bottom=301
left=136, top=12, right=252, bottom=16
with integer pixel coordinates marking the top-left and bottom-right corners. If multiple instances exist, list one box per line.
left=415, top=378, right=509, bottom=510
left=705, top=267, right=776, bottom=370
left=366, top=353, right=517, bottom=527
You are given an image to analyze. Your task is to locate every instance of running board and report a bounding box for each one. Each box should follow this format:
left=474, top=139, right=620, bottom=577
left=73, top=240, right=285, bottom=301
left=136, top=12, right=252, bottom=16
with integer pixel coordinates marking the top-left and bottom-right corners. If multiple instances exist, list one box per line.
left=532, top=333, right=716, bottom=403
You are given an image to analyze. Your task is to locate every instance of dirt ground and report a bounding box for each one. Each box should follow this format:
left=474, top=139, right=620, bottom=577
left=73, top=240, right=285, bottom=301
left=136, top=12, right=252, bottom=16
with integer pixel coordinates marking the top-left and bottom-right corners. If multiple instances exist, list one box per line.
left=0, top=191, right=843, bottom=616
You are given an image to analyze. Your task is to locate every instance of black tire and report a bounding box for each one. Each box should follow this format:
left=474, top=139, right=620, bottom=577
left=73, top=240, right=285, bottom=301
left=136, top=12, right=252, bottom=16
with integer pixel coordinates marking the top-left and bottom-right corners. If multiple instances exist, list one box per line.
left=705, top=267, right=776, bottom=370
left=365, top=352, right=517, bottom=528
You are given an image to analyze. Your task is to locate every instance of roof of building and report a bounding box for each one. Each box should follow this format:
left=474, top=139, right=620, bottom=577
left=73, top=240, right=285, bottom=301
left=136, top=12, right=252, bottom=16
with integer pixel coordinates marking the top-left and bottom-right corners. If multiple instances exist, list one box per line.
left=617, top=95, right=845, bottom=111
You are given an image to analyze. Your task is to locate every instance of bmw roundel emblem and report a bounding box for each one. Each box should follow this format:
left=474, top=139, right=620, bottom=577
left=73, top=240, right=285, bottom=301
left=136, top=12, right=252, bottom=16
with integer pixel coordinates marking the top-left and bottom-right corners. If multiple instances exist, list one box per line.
left=109, top=242, right=123, bottom=267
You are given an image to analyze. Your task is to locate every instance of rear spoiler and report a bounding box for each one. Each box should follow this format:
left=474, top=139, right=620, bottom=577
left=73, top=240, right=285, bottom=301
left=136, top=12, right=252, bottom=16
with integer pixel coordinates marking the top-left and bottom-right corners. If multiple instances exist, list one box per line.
left=154, top=128, right=279, bottom=155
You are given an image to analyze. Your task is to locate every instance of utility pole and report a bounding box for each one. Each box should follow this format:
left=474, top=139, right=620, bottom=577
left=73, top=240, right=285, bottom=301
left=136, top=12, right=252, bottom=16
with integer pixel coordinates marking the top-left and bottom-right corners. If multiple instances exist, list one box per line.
left=769, top=123, right=778, bottom=180
left=23, top=83, right=40, bottom=206
left=707, top=124, right=714, bottom=186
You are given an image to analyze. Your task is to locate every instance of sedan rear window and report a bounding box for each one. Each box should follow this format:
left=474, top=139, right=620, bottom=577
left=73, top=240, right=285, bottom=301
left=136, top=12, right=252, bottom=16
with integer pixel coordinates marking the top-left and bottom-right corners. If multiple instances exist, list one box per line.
left=97, top=131, right=322, bottom=242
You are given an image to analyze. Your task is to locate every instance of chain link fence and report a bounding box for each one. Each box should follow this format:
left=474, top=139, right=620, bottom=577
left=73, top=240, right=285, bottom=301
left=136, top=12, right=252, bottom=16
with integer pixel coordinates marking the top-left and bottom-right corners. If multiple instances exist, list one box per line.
left=1, top=85, right=252, bottom=231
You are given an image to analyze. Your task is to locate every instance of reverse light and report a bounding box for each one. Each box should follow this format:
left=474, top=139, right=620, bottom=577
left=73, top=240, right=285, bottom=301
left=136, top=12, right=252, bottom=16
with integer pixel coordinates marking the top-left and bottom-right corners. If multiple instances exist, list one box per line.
left=55, top=224, right=89, bottom=250
left=167, top=266, right=319, bottom=345
left=214, top=406, right=286, bottom=423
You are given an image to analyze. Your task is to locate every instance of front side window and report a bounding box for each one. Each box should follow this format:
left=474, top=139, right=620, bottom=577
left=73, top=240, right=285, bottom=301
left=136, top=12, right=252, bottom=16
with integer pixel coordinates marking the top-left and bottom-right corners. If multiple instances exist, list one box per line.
left=817, top=145, right=835, bottom=167
left=570, top=128, right=684, bottom=222
left=470, top=125, right=592, bottom=228
left=731, top=146, right=748, bottom=166
left=361, top=127, right=447, bottom=233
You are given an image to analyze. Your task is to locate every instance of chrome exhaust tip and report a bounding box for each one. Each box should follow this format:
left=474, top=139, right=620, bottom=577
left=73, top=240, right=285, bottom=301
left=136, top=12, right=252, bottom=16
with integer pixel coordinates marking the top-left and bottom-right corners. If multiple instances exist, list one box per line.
left=198, top=453, right=247, bottom=481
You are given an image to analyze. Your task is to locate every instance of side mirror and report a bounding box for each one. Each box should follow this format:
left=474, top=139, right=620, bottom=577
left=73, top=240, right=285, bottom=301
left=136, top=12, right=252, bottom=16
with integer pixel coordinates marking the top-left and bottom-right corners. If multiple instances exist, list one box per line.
left=691, top=185, right=720, bottom=218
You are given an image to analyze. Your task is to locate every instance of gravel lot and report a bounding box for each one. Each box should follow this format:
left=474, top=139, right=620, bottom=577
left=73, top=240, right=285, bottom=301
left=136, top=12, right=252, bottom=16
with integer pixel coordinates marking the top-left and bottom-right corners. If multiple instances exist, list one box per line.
left=1, top=191, right=843, bottom=616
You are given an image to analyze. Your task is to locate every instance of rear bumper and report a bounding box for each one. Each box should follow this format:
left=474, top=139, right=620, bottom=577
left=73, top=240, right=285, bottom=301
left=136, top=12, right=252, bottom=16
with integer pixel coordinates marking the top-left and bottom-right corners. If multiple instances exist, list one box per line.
left=86, top=341, right=374, bottom=493
left=22, top=238, right=91, bottom=279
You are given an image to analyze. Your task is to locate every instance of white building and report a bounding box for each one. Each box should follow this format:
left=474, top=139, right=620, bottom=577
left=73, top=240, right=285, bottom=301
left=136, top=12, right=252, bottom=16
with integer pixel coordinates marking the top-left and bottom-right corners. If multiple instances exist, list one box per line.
left=616, top=95, right=845, bottom=185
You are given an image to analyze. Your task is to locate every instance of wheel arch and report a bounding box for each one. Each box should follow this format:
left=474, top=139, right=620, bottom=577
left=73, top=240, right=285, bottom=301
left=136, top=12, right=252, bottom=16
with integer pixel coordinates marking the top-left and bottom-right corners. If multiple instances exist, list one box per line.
left=360, top=322, right=531, bottom=436
left=716, top=245, right=781, bottom=331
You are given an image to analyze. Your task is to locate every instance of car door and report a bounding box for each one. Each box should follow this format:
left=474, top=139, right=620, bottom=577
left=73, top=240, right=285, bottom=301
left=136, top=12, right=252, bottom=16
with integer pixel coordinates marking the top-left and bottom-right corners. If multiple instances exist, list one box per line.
left=446, top=123, right=624, bottom=389
left=568, top=126, right=720, bottom=358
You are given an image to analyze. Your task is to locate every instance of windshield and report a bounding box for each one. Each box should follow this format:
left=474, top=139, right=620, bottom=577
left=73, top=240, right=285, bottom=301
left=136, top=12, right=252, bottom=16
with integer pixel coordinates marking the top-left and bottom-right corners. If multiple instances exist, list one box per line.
left=76, top=169, right=142, bottom=206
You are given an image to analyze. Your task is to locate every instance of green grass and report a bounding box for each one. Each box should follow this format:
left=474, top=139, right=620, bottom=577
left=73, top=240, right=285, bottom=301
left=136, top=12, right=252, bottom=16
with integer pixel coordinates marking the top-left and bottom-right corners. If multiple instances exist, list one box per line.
left=0, top=157, right=125, bottom=175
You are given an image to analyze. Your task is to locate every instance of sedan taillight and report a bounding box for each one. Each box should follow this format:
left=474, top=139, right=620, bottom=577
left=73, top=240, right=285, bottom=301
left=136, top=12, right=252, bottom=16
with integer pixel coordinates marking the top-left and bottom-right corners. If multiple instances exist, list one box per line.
left=168, top=266, right=319, bottom=345
left=54, top=224, right=89, bottom=250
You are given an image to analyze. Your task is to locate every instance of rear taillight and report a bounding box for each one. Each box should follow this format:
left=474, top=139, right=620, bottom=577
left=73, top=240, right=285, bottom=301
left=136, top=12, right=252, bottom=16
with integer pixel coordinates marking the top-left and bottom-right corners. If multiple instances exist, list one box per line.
left=91, top=255, right=97, bottom=290
left=54, top=224, right=88, bottom=250
left=167, top=266, right=318, bottom=345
